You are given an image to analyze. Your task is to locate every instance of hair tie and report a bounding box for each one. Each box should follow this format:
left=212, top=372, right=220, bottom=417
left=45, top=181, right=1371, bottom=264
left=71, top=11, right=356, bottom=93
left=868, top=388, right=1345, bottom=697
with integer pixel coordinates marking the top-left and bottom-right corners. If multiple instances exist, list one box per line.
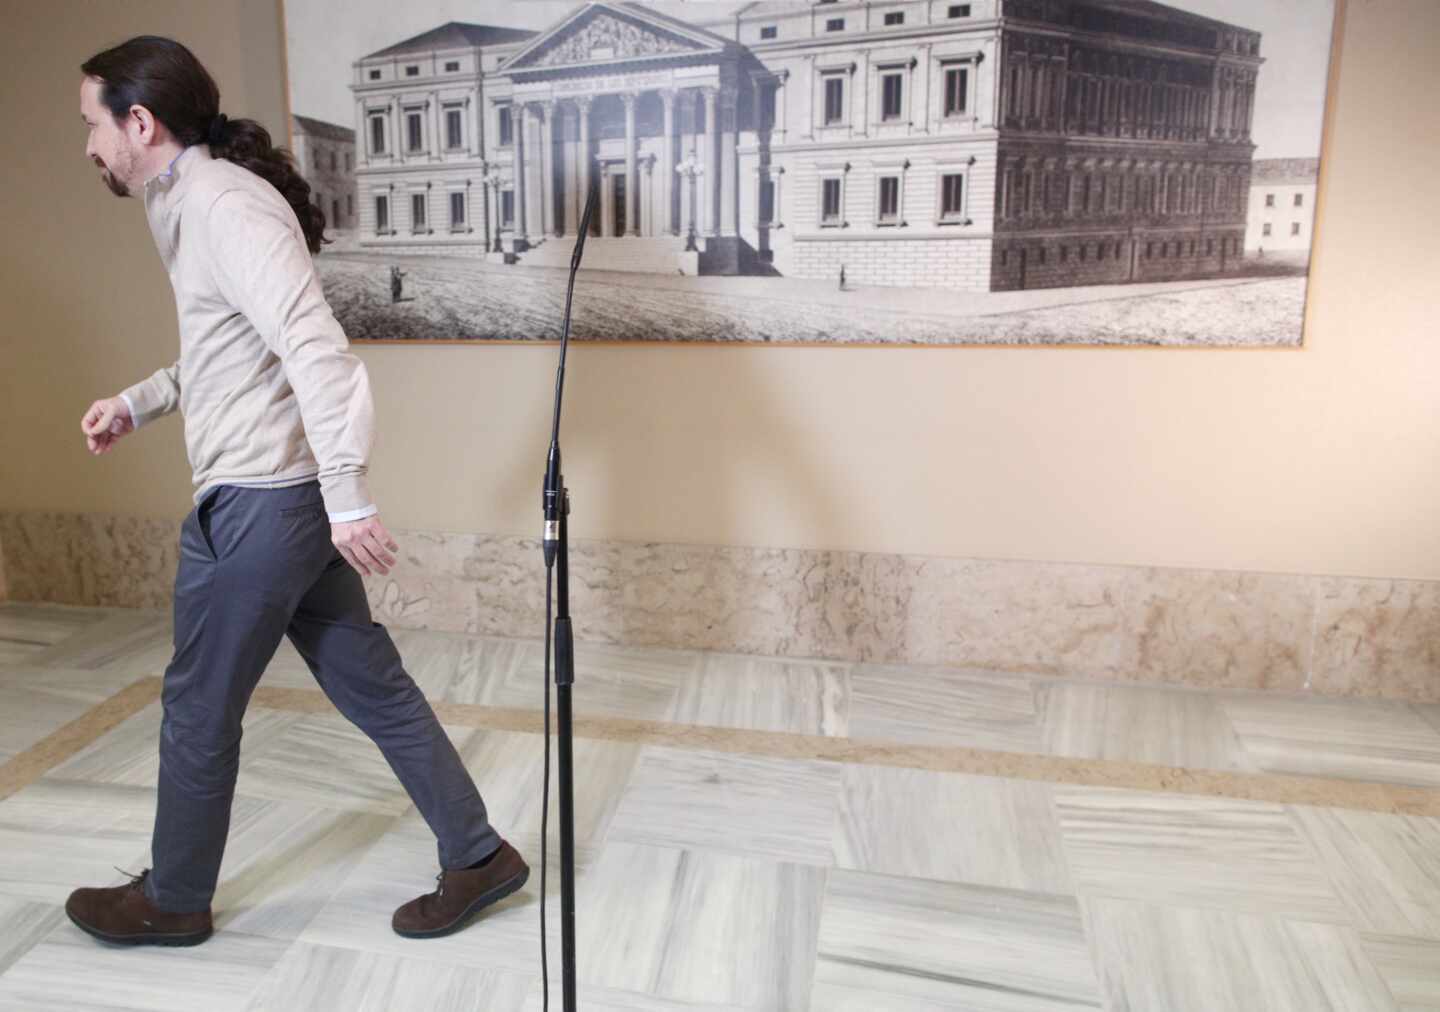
left=206, top=112, right=228, bottom=146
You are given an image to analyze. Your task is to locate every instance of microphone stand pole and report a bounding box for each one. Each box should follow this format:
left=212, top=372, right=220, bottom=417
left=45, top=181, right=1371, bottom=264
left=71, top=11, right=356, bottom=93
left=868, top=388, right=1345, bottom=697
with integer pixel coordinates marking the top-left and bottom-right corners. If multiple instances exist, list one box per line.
left=541, top=182, right=596, bottom=1012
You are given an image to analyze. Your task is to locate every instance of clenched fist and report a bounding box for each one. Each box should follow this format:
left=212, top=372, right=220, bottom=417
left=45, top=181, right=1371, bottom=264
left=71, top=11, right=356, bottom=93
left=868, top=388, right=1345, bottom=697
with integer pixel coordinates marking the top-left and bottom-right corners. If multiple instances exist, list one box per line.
left=81, top=397, right=134, bottom=455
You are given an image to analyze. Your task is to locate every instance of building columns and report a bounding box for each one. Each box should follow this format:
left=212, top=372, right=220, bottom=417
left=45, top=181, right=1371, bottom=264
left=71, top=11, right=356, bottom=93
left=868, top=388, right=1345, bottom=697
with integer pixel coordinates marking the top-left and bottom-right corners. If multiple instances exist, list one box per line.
left=642, top=156, right=655, bottom=236
left=514, top=104, right=528, bottom=242
left=720, top=88, right=738, bottom=237
left=702, top=87, right=718, bottom=236
left=678, top=164, right=696, bottom=241
left=623, top=92, right=639, bottom=237
left=563, top=108, right=579, bottom=237
left=660, top=89, right=676, bottom=235
left=599, top=162, right=614, bottom=237
left=479, top=180, right=489, bottom=249
left=485, top=80, right=747, bottom=246
left=539, top=100, right=556, bottom=237
left=576, top=96, right=593, bottom=234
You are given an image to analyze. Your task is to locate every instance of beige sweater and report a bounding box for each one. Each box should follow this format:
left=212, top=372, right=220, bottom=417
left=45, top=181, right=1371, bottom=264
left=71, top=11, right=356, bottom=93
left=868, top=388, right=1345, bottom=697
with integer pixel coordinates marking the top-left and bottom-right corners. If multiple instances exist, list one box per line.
left=119, top=144, right=376, bottom=522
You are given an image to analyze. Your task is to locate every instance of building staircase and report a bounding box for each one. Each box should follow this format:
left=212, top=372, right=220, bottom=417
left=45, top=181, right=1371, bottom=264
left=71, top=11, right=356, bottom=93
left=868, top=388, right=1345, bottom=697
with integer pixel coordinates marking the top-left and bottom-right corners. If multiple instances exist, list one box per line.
left=515, top=235, right=700, bottom=275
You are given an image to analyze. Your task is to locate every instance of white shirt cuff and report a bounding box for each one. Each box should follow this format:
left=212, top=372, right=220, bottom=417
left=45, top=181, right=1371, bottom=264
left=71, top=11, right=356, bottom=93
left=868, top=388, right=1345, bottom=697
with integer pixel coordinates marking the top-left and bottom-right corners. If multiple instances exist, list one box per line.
left=119, top=392, right=137, bottom=421
left=327, top=503, right=379, bottom=523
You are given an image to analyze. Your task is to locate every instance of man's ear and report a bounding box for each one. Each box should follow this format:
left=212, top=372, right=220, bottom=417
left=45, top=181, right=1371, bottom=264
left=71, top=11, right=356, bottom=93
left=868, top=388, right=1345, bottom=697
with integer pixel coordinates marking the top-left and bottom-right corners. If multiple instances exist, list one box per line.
left=127, top=103, right=160, bottom=146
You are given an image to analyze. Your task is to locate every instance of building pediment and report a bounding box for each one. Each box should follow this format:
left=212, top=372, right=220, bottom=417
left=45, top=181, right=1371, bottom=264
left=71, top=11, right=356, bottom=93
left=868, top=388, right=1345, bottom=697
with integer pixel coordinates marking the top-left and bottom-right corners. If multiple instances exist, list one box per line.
left=502, top=3, right=729, bottom=76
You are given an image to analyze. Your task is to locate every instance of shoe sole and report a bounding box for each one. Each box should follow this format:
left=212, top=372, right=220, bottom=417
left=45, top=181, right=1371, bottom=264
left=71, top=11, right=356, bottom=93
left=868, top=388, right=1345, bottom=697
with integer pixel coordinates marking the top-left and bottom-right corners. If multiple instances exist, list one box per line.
left=66, top=907, right=212, bottom=947
left=393, top=865, right=531, bottom=939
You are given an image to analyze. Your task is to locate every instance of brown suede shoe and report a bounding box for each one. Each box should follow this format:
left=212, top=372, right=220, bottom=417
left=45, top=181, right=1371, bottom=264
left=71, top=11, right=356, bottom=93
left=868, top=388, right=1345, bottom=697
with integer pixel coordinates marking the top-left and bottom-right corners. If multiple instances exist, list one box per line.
left=65, top=867, right=213, bottom=947
left=392, top=840, right=530, bottom=938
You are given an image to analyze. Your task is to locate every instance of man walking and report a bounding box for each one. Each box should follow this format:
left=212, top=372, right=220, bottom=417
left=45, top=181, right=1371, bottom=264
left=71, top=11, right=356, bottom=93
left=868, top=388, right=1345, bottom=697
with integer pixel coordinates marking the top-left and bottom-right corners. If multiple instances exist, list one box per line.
left=68, top=36, right=527, bottom=947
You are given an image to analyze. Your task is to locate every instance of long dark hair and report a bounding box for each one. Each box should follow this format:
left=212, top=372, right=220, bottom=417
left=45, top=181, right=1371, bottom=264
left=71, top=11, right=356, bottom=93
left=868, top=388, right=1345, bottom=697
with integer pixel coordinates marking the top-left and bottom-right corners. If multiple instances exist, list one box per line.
left=81, top=36, right=329, bottom=254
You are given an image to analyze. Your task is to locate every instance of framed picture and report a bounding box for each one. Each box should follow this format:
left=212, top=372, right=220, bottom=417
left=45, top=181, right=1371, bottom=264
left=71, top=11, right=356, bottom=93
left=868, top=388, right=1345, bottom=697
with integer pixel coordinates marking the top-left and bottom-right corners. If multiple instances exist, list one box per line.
left=279, top=0, right=1343, bottom=346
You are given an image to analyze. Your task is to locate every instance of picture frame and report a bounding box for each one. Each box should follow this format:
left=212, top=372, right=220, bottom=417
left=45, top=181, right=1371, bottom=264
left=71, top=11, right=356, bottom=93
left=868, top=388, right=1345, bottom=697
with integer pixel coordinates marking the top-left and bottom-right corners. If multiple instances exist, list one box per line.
left=278, top=0, right=1345, bottom=347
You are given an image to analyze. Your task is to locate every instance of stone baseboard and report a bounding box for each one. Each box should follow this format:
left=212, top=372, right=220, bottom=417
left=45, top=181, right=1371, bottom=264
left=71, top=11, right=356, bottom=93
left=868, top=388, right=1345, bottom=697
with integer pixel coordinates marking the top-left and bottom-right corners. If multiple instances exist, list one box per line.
left=1, top=508, right=1436, bottom=701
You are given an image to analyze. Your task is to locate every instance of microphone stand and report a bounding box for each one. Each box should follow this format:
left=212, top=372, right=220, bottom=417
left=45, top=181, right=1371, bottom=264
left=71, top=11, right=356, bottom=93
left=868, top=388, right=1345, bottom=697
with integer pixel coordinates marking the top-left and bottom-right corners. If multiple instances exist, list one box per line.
left=540, top=182, right=596, bottom=1012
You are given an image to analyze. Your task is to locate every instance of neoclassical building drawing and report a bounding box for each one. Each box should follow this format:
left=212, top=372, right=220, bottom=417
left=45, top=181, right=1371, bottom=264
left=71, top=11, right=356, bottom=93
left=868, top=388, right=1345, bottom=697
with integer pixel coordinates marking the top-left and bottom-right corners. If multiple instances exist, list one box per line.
left=345, top=1, right=1265, bottom=290
left=1245, top=157, right=1319, bottom=253
left=292, top=114, right=357, bottom=231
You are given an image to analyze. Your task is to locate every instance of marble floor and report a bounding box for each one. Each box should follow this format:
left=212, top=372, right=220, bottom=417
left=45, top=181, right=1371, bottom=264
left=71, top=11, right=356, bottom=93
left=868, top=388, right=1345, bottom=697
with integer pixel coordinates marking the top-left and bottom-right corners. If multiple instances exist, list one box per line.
left=0, top=600, right=1438, bottom=1011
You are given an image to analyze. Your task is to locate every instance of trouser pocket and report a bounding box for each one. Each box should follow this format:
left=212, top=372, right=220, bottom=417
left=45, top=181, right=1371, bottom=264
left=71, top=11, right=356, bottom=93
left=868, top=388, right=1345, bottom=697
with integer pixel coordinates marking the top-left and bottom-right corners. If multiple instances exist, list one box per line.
left=196, top=488, right=224, bottom=560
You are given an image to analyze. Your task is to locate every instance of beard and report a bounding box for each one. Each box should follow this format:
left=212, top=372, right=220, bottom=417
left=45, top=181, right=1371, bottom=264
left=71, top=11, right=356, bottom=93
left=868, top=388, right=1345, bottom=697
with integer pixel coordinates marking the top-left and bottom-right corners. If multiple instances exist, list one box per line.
left=100, top=166, right=128, bottom=198
left=94, top=145, right=133, bottom=198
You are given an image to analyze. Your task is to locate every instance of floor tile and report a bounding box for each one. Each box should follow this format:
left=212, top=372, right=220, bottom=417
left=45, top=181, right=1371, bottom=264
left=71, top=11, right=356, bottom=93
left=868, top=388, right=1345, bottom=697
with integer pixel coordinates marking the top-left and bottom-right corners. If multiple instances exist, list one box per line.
left=607, top=745, right=843, bottom=865
left=0, top=603, right=112, bottom=660
left=0, top=778, right=174, bottom=904
left=1222, top=695, right=1440, bottom=788
left=45, top=701, right=303, bottom=791
left=232, top=711, right=478, bottom=816
left=1053, top=785, right=1349, bottom=923
left=1359, top=933, right=1440, bottom=1010
left=666, top=653, right=849, bottom=737
left=1413, top=703, right=1440, bottom=739
left=0, top=662, right=140, bottom=704
left=812, top=868, right=1102, bottom=1011
left=833, top=764, right=1071, bottom=894
left=1082, top=895, right=1397, bottom=1011
left=848, top=663, right=1042, bottom=753
left=294, top=808, right=564, bottom=977
left=394, top=628, right=525, bottom=701
left=6, top=601, right=1440, bottom=1012
left=520, top=984, right=750, bottom=1012
left=451, top=727, right=642, bottom=864
left=0, top=897, right=61, bottom=978
left=0, top=674, right=117, bottom=763
left=1036, top=682, right=1255, bottom=771
left=577, top=842, right=825, bottom=1010
left=1291, top=805, right=1440, bottom=939
left=23, top=609, right=170, bottom=672
left=0, top=924, right=291, bottom=1012
left=0, top=641, right=38, bottom=666
left=243, top=940, right=532, bottom=1012
left=206, top=800, right=394, bottom=942
left=493, top=639, right=698, bottom=723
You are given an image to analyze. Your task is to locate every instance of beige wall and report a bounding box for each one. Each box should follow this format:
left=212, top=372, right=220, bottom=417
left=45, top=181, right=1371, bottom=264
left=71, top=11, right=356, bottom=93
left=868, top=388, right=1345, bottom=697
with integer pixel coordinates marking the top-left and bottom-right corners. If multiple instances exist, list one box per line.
left=3, top=0, right=1438, bottom=581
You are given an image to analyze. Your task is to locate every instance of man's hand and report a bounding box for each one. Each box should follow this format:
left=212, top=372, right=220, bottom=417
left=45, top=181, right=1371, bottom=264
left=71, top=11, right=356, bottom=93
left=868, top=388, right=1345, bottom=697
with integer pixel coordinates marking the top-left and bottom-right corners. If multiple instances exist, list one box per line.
left=81, top=397, right=135, bottom=455
left=332, top=514, right=400, bottom=577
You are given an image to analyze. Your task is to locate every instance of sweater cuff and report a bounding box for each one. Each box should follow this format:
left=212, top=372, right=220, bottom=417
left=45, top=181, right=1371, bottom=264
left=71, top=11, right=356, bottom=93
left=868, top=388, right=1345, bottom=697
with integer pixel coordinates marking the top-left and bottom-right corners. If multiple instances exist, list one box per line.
left=117, top=380, right=164, bottom=429
left=319, top=471, right=373, bottom=518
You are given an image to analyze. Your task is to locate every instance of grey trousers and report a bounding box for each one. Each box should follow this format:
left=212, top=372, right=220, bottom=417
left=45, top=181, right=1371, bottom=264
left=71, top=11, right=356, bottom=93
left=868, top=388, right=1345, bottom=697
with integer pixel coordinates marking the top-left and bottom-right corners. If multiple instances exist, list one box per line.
left=143, top=480, right=501, bottom=913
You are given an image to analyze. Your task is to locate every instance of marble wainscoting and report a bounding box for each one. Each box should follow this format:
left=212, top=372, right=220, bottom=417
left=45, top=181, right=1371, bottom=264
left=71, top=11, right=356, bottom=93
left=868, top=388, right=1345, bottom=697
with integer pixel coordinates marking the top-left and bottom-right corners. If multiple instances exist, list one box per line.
left=1, top=508, right=1438, bottom=701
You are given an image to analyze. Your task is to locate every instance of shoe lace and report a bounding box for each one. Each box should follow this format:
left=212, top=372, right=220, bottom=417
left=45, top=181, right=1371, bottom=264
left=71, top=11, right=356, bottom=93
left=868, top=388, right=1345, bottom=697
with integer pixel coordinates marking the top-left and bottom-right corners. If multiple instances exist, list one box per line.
left=433, top=870, right=446, bottom=898
left=114, top=866, right=150, bottom=891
